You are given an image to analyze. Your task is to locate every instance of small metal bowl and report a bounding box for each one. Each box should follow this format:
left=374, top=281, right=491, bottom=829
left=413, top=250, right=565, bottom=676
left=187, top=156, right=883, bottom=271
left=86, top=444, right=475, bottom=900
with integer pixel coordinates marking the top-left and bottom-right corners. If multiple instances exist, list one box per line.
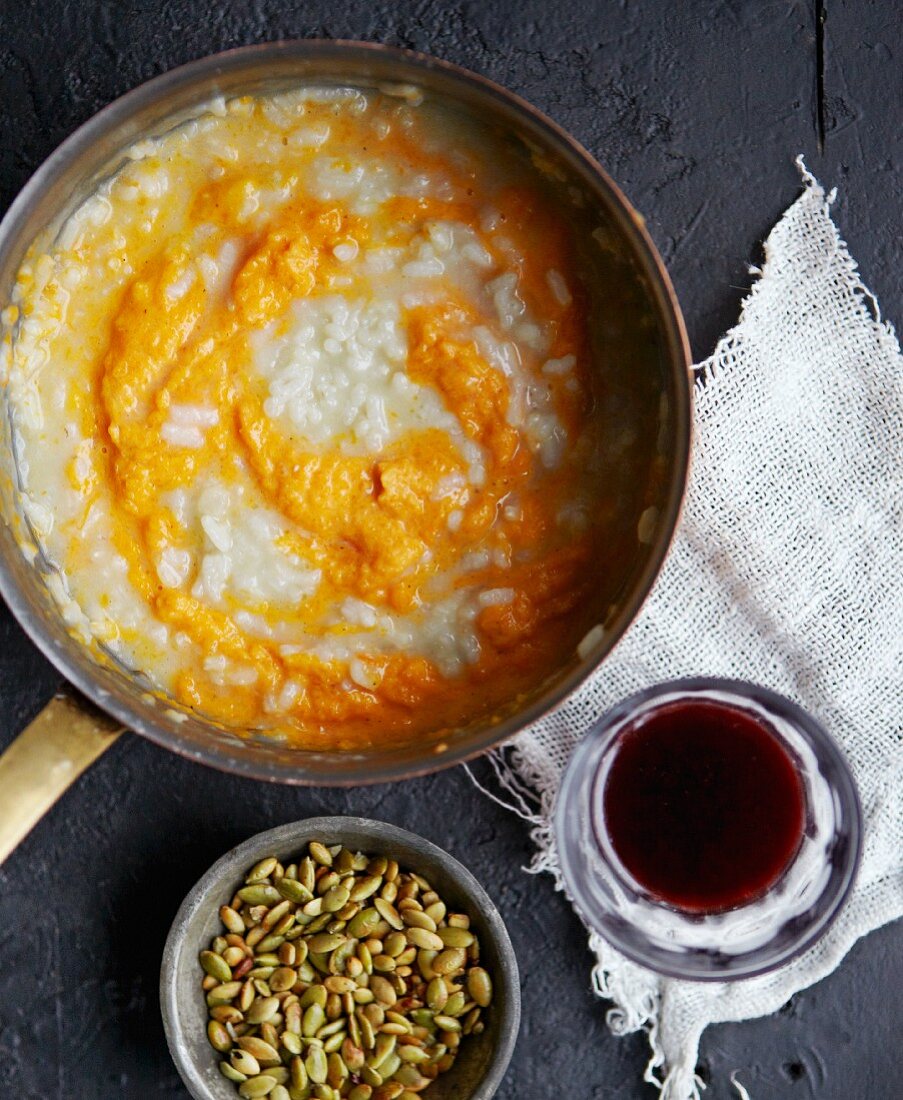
left=160, top=816, right=520, bottom=1099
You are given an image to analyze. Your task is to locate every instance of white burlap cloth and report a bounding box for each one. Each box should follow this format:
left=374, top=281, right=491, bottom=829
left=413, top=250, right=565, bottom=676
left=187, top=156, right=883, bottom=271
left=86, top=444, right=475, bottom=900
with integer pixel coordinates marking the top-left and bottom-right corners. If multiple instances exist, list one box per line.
left=485, top=163, right=903, bottom=1098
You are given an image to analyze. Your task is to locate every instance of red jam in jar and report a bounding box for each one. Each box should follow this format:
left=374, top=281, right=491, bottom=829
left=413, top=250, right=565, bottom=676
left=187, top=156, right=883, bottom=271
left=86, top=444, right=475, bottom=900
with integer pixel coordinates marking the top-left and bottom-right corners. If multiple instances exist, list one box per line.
left=601, top=698, right=806, bottom=913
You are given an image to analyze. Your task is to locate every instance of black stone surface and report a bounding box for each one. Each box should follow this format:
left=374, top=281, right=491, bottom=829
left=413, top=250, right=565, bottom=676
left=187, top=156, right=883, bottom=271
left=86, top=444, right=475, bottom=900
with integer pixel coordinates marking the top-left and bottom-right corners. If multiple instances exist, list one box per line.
left=0, top=1, right=900, bottom=1097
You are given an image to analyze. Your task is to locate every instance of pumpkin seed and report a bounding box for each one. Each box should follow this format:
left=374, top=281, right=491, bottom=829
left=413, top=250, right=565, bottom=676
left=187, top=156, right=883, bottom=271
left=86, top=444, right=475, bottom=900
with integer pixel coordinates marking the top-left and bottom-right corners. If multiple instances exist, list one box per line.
left=200, top=950, right=233, bottom=983
left=308, top=932, right=345, bottom=954
left=327, top=1051, right=347, bottom=1088
left=396, top=1045, right=430, bottom=1064
left=231, top=1049, right=261, bottom=1076
left=220, top=1060, right=248, bottom=1083
left=239, top=885, right=282, bottom=906
left=207, top=1019, right=232, bottom=1052
left=221, top=905, right=247, bottom=934
left=300, top=985, right=328, bottom=1009
left=246, top=996, right=280, bottom=1025
left=290, top=1054, right=308, bottom=1090
left=238, top=1077, right=277, bottom=1098
left=467, top=967, right=492, bottom=1007
left=373, top=898, right=403, bottom=930
left=404, top=926, right=444, bottom=952
left=322, top=884, right=351, bottom=912
left=282, top=1030, right=303, bottom=1056
left=379, top=1052, right=402, bottom=1079
left=306, top=1043, right=328, bottom=1084
left=369, top=1032, right=396, bottom=1070
left=275, top=876, right=312, bottom=904
left=302, top=1003, right=326, bottom=1037
left=309, top=842, right=333, bottom=867
left=432, top=948, right=466, bottom=975
left=246, top=856, right=278, bottom=884
left=438, top=926, right=474, bottom=948
left=237, top=1036, right=281, bottom=1063
left=400, top=909, right=436, bottom=932
left=207, top=980, right=242, bottom=1006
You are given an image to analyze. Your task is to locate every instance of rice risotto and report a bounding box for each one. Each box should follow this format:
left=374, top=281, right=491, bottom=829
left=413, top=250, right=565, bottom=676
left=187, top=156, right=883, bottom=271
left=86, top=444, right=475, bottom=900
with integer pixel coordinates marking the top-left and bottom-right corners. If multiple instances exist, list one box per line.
left=2, top=86, right=624, bottom=749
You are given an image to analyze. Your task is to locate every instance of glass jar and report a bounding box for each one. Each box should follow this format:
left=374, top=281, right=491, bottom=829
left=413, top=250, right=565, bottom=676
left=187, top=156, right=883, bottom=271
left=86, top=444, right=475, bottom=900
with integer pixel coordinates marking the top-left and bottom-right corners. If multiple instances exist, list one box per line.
left=554, top=678, right=862, bottom=980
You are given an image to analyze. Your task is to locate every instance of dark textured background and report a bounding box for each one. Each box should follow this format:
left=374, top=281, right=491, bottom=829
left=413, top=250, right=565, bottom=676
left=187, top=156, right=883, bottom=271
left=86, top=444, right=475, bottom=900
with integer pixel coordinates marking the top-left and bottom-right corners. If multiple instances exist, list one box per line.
left=0, top=1, right=900, bottom=1097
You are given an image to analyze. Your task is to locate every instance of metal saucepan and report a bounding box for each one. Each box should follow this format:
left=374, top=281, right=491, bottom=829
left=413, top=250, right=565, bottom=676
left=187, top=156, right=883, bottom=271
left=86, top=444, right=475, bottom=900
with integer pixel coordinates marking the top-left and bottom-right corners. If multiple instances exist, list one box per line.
left=0, top=41, right=691, bottom=863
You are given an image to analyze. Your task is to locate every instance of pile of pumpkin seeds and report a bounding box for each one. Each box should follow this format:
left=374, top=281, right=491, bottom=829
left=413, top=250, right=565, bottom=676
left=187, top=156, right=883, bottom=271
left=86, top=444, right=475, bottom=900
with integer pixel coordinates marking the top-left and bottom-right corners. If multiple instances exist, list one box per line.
left=200, top=841, right=493, bottom=1100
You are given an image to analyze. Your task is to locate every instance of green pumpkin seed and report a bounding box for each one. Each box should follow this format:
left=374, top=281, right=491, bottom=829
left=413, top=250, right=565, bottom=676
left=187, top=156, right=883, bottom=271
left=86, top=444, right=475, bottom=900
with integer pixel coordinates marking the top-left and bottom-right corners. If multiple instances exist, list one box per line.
left=270, top=966, right=297, bottom=992
left=434, top=1014, right=461, bottom=1032
left=282, top=1030, right=303, bottom=1056
left=322, top=884, right=350, bottom=912
left=404, top=926, right=444, bottom=952
left=400, top=909, right=436, bottom=932
left=437, top=926, right=474, bottom=948
left=276, top=876, right=312, bottom=903
left=416, top=949, right=437, bottom=980
left=378, top=1052, right=402, bottom=1079
left=309, top=842, right=333, bottom=867
left=347, top=907, right=380, bottom=939
left=425, top=977, right=448, bottom=1011
left=271, top=1086, right=291, bottom=1100
left=246, top=856, right=278, bottom=884
left=373, top=898, right=403, bottom=930
left=323, top=1030, right=346, bottom=1054
left=246, top=995, right=280, bottom=1025
left=220, top=904, right=247, bottom=934
left=210, top=1004, right=244, bottom=1025
left=300, top=985, right=328, bottom=1009
left=360, top=1063, right=383, bottom=1088
left=206, top=980, right=242, bottom=1006
left=308, top=932, right=345, bottom=954
left=349, top=875, right=383, bottom=902
left=220, top=1060, right=248, bottom=1083
left=342, top=1037, right=365, bottom=1072
left=432, top=948, right=466, bottom=975
left=237, top=1036, right=281, bottom=1063
left=467, top=967, right=492, bottom=1007
left=368, top=1032, right=396, bottom=1070
left=290, top=1054, right=308, bottom=1090
left=200, top=950, right=233, bottom=983
left=358, top=1011, right=376, bottom=1050
left=238, top=1077, right=277, bottom=1098
left=317, top=1017, right=346, bottom=1039
left=231, top=1049, right=261, bottom=1076
left=396, top=1045, right=430, bottom=1064
left=395, top=1064, right=430, bottom=1088
left=306, top=1044, right=328, bottom=1084
left=327, top=1051, right=347, bottom=1088
left=368, top=975, right=396, bottom=1006
left=239, top=885, right=282, bottom=906
left=323, top=974, right=356, bottom=994
left=302, top=1002, right=326, bottom=1037
left=206, top=1018, right=232, bottom=1051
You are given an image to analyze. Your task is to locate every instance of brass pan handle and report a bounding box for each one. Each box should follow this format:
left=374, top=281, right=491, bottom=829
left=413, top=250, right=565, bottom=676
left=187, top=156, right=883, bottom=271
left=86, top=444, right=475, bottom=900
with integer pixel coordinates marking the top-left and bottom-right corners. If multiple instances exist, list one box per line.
left=0, top=689, right=123, bottom=865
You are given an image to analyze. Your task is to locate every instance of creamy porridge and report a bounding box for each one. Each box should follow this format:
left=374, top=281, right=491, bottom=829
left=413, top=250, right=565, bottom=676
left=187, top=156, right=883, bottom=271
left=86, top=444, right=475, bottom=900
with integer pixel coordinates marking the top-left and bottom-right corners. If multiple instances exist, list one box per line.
left=2, top=86, right=617, bottom=748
